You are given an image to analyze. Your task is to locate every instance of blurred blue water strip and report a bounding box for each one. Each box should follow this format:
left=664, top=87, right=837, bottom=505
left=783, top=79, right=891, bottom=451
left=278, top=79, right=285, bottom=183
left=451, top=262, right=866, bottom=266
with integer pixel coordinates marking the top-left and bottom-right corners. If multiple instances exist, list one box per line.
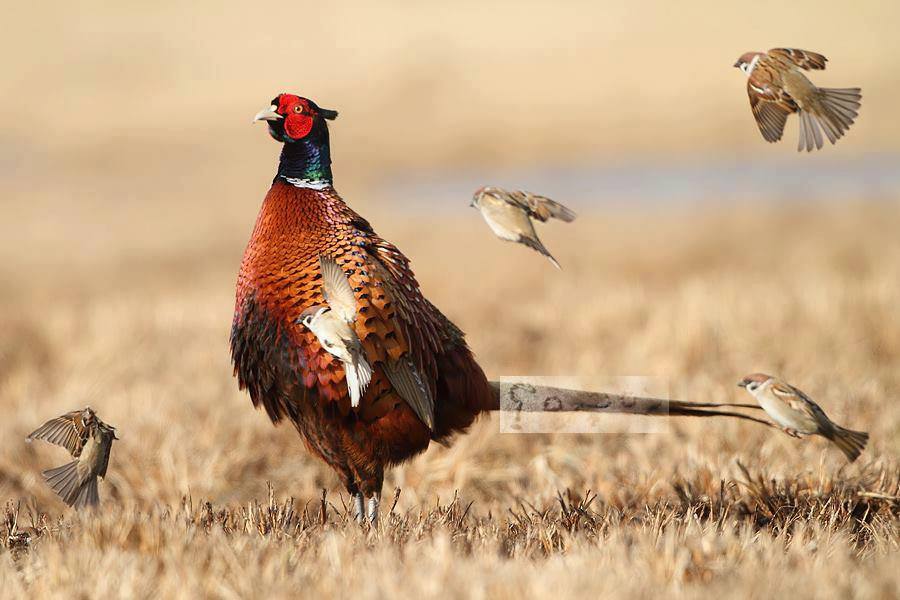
left=384, top=154, right=900, bottom=212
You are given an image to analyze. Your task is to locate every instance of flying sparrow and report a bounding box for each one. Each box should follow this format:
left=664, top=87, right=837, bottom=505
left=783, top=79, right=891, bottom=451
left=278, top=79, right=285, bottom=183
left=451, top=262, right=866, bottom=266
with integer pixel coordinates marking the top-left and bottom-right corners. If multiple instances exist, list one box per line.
left=299, top=255, right=373, bottom=408
left=470, top=186, right=576, bottom=269
left=300, top=255, right=435, bottom=429
left=738, top=373, right=868, bottom=462
left=734, top=48, right=861, bottom=151
left=26, top=407, right=118, bottom=508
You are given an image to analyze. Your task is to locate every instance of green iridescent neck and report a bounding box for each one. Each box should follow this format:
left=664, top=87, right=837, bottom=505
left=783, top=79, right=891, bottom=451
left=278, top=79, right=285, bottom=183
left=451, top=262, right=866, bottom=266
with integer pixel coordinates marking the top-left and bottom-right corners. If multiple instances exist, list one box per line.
left=276, top=126, right=333, bottom=186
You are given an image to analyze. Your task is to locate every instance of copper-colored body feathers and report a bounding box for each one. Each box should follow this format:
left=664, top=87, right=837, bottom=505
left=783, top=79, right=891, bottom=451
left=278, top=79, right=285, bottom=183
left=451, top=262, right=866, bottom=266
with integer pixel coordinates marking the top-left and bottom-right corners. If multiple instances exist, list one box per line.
left=231, top=181, right=493, bottom=498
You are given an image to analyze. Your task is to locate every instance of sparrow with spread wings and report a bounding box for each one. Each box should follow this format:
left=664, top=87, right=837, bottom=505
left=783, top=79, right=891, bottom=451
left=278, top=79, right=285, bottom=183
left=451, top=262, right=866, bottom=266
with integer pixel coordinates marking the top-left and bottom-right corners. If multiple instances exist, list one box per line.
left=734, top=48, right=861, bottom=152
left=26, top=407, right=118, bottom=509
left=470, top=186, right=576, bottom=269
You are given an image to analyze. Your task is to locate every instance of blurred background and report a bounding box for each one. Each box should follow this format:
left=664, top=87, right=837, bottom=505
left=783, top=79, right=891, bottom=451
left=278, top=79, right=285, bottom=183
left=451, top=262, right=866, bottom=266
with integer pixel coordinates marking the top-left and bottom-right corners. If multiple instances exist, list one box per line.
left=4, top=0, right=900, bottom=223
left=1, top=1, right=898, bottom=511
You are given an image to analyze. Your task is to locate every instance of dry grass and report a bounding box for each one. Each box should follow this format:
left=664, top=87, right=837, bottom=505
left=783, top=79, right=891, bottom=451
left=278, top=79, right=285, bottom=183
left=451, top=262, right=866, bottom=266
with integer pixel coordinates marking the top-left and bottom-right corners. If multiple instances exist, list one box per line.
left=2, top=2, right=900, bottom=595
left=1, top=195, right=899, bottom=597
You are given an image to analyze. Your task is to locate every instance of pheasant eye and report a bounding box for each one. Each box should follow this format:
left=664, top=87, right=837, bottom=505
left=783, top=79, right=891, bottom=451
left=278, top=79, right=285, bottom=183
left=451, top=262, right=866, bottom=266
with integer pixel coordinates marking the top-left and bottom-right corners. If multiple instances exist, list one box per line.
left=293, top=105, right=304, bottom=114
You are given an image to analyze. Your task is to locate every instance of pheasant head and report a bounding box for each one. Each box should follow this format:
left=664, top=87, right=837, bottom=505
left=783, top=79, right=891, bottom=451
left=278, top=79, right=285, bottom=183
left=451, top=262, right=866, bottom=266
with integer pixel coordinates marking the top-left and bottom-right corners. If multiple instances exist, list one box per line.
left=253, top=93, right=340, bottom=185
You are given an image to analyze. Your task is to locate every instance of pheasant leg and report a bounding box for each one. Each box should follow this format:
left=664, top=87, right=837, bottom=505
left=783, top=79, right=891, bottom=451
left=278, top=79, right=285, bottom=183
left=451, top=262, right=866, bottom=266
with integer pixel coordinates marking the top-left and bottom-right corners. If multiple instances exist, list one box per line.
left=366, top=493, right=380, bottom=526
left=352, top=492, right=365, bottom=523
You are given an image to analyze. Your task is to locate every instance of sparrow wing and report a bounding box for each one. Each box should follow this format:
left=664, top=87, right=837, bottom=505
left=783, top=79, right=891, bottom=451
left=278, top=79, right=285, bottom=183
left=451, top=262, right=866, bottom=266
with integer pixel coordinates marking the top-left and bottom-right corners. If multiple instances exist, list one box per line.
left=319, top=255, right=358, bottom=324
left=503, top=190, right=577, bottom=223
left=747, top=69, right=798, bottom=143
left=767, top=48, right=828, bottom=71
left=770, top=382, right=831, bottom=424
left=26, top=410, right=87, bottom=457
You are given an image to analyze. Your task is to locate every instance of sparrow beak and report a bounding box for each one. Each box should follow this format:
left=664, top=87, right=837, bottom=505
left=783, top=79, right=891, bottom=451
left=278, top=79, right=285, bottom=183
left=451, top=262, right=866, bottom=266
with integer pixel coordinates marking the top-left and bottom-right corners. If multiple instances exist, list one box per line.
left=737, top=381, right=748, bottom=388
left=733, top=60, right=742, bottom=68
left=253, top=105, right=283, bottom=123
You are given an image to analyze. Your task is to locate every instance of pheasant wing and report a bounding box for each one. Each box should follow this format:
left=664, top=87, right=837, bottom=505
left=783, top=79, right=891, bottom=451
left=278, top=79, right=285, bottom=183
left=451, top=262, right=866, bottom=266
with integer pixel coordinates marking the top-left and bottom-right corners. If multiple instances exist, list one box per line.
left=381, top=358, right=435, bottom=429
left=347, top=235, right=438, bottom=428
left=350, top=229, right=447, bottom=414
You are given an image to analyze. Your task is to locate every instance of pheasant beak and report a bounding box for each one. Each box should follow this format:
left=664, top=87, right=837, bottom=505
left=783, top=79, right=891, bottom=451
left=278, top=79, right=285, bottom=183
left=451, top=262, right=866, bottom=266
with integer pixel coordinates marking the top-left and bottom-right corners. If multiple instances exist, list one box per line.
left=253, top=105, right=283, bottom=123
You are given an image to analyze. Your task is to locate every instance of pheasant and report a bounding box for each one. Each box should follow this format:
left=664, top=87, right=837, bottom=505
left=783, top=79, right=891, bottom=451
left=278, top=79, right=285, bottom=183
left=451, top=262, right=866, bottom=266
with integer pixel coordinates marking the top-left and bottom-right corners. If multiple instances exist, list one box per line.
left=232, top=94, right=786, bottom=524
left=231, top=94, right=495, bottom=523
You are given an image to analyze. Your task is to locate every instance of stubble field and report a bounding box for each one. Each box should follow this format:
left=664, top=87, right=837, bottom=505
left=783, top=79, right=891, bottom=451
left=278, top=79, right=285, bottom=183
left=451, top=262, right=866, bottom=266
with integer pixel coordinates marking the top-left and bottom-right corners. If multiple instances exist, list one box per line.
left=2, top=1, right=900, bottom=595
left=1, top=190, right=898, bottom=598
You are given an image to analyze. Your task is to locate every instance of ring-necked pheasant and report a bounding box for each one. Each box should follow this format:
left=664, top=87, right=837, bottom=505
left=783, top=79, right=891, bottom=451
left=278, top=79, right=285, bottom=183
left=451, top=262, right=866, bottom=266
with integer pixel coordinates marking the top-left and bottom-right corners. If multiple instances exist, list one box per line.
left=231, top=94, right=495, bottom=523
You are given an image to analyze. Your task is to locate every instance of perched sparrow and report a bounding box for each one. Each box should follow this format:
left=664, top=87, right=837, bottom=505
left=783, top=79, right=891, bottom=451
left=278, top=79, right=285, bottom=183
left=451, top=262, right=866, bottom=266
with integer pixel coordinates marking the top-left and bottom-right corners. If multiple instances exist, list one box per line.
left=299, top=255, right=373, bottom=408
left=26, top=407, right=118, bottom=508
left=734, top=48, right=861, bottom=151
left=738, top=373, right=868, bottom=462
left=470, top=186, right=576, bottom=269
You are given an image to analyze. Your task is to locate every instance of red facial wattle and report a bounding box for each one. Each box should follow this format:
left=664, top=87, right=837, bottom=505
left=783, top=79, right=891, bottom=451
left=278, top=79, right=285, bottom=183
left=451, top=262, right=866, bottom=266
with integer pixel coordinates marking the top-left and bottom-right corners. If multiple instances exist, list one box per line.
left=276, top=94, right=314, bottom=140
left=284, top=112, right=313, bottom=139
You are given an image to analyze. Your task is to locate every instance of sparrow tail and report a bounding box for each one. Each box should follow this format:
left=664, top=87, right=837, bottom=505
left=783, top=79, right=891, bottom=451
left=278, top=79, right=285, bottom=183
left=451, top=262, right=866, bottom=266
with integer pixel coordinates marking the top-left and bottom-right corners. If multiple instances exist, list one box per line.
left=43, top=462, right=100, bottom=509
left=826, top=425, right=869, bottom=462
left=797, top=109, right=824, bottom=152
left=798, top=88, right=861, bottom=152
left=345, top=353, right=372, bottom=408
left=519, top=236, right=561, bottom=269
left=74, top=476, right=100, bottom=509
left=43, top=460, right=84, bottom=507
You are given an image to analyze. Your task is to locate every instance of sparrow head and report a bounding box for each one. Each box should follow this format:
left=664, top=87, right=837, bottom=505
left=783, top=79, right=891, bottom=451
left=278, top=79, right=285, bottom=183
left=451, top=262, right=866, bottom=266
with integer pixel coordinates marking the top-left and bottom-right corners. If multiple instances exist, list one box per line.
left=734, top=52, right=763, bottom=76
left=254, top=94, right=338, bottom=143
left=471, top=186, right=498, bottom=208
left=81, top=406, right=96, bottom=427
left=299, top=305, right=330, bottom=328
left=738, top=372, right=773, bottom=393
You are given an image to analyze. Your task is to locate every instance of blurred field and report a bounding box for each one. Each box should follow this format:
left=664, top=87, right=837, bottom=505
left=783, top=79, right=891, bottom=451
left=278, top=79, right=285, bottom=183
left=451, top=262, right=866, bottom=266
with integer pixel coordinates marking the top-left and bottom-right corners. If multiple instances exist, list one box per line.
left=1, top=198, right=899, bottom=597
left=2, top=0, right=900, bottom=597
left=3, top=0, right=900, bottom=180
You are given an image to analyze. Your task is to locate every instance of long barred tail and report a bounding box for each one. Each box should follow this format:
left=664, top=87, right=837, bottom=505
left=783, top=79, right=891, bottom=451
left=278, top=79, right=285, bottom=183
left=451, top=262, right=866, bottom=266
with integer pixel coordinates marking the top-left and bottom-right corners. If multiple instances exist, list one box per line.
left=798, top=87, right=862, bottom=152
left=828, top=425, right=869, bottom=462
left=488, top=382, right=773, bottom=425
